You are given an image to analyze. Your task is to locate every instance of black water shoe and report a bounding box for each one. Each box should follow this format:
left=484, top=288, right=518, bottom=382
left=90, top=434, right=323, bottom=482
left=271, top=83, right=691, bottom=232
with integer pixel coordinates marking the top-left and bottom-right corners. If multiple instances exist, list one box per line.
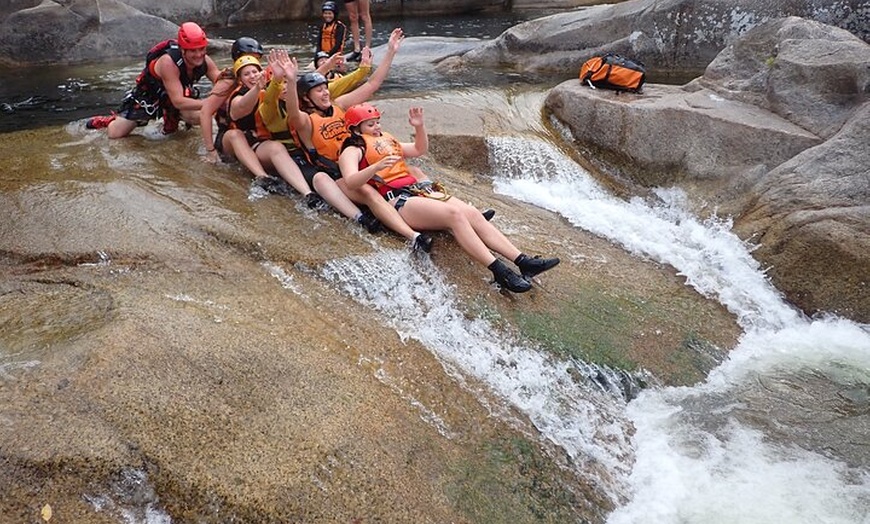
left=413, top=233, right=433, bottom=253
left=357, top=209, right=382, bottom=233
left=482, top=208, right=496, bottom=221
left=515, top=254, right=560, bottom=279
left=306, top=192, right=326, bottom=209
left=489, top=259, right=531, bottom=293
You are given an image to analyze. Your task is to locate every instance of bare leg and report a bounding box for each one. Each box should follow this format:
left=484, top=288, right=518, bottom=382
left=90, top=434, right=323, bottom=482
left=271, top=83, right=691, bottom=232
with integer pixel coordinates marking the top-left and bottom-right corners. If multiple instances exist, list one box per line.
left=399, top=197, right=496, bottom=267
left=340, top=181, right=418, bottom=240
left=222, top=130, right=272, bottom=179
left=444, top=197, right=521, bottom=262
left=313, top=173, right=362, bottom=219
left=107, top=116, right=138, bottom=139
left=346, top=1, right=361, bottom=52
left=256, top=141, right=312, bottom=196
left=358, top=0, right=372, bottom=49
left=179, top=109, right=201, bottom=129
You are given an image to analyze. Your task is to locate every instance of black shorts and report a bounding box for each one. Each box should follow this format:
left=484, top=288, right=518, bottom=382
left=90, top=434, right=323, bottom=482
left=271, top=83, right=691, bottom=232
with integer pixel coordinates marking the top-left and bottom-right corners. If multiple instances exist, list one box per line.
left=116, top=90, right=161, bottom=126
left=292, top=153, right=339, bottom=190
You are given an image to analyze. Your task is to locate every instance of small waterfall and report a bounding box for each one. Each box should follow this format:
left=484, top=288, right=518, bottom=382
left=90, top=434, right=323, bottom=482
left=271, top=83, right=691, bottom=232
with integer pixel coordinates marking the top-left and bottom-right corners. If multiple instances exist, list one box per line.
left=488, top=135, right=870, bottom=523
left=321, top=250, right=638, bottom=502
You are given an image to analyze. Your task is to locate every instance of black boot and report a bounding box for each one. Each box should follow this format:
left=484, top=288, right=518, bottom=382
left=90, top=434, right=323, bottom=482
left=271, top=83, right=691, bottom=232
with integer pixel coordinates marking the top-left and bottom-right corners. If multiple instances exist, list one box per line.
left=413, top=233, right=433, bottom=253
left=306, top=192, right=326, bottom=209
left=356, top=209, right=382, bottom=233
left=489, top=259, right=531, bottom=293
left=515, top=253, right=560, bottom=279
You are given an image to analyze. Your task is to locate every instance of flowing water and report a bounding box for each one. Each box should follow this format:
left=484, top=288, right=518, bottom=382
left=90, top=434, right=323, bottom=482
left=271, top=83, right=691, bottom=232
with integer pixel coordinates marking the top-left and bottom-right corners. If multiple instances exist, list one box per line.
left=2, top=14, right=869, bottom=524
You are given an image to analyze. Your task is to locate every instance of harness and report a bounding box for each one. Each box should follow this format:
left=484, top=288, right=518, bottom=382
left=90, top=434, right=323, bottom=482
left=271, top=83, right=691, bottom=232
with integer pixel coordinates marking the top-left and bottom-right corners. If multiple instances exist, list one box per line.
left=382, top=180, right=451, bottom=202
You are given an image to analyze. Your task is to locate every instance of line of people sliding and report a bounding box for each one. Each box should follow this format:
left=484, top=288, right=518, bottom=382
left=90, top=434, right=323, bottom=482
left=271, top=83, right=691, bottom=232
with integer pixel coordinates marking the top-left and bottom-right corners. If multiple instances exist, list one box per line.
left=86, top=22, right=559, bottom=293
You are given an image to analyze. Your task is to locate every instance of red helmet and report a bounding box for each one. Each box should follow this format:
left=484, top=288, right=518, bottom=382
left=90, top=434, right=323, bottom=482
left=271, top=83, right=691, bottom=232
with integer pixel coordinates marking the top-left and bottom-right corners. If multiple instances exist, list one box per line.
left=344, top=103, right=381, bottom=129
left=178, top=22, right=208, bottom=50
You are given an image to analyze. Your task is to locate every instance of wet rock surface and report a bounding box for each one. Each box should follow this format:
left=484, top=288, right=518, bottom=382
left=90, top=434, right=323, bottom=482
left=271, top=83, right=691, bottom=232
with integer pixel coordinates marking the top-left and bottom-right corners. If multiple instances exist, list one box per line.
left=546, top=17, right=870, bottom=323
left=0, top=88, right=739, bottom=521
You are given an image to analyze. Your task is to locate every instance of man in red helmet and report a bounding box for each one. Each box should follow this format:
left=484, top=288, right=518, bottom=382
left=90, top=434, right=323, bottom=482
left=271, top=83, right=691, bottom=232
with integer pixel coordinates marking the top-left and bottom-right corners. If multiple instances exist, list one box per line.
left=88, top=22, right=221, bottom=139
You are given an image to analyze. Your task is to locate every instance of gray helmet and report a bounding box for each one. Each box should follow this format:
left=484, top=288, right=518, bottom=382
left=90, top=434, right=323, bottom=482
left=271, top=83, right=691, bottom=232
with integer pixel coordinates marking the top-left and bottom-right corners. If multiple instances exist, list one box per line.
left=231, top=37, right=264, bottom=61
left=321, top=1, right=338, bottom=14
left=297, top=72, right=328, bottom=94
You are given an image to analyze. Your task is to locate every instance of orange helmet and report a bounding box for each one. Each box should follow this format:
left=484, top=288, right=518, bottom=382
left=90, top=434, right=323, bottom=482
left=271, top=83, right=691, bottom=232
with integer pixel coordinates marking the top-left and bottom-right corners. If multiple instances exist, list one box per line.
left=344, top=103, right=381, bottom=129
left=178, top=22, right=208, bottom=50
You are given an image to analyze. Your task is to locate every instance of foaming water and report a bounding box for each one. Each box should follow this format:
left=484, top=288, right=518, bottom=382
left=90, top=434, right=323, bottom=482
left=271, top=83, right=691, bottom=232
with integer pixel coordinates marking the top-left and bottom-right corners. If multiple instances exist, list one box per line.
left=322, top=249, right=635, bottom=501
left=489, top=136, right=800, bottom=332
left=488, top=135, right=870, bottom=522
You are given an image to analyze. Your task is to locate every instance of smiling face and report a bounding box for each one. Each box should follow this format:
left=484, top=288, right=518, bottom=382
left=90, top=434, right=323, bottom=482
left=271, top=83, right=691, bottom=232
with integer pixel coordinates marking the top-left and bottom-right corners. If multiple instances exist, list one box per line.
left=182, top=46, right=207, bottom=68
left=322, top=10, right=335, bottom=23
left=357, top=118, right=382, bottom=137
left=238, top=64, right=261, bottom=88
left=305, top=83, right=331, bottom=111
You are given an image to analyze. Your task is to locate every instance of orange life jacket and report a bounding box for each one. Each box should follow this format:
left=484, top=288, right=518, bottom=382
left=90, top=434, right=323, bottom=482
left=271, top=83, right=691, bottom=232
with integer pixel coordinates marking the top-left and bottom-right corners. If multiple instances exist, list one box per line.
left=361, top=133, right=417, bottom=196
left=309, top=105, right=349, bottom=162
left=229, top=85, right=271, bottom=141
left=319, top=21, right=346, bottom=56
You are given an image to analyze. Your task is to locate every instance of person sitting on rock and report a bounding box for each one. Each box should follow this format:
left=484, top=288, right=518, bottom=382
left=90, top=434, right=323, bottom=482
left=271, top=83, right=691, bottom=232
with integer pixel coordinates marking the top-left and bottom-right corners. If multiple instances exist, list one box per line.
left=338, top=103, right=560, bottom=293
left=87, top=22, right=221, bottom=139
left=227, top=54, right=325, bottom=206
left=255, top=49, right=382, bottom=231
left=283, top=28, right=433, bottom=251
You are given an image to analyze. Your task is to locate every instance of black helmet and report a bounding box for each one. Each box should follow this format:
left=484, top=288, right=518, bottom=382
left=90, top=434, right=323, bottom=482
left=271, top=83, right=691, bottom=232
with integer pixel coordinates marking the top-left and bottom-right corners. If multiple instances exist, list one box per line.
left=321, top=1, right=338, bottom=14
left=297, top=72, right=328, bottom=93
left=231, top=37, right=264, bottom=61
left=314, top=51, right=330, bottom=65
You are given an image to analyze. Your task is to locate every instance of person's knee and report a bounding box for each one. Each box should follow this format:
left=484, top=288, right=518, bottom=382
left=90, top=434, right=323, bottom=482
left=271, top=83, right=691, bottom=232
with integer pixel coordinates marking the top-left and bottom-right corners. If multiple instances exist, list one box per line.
left=107, top=118, right=135, bottom=139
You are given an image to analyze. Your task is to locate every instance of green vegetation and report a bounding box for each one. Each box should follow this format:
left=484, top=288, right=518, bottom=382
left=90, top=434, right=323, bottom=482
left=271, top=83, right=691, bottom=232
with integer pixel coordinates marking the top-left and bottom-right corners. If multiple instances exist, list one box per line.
left=445, top=436, right=596, bottom=523
left=512, top=287, right=640, bottom=370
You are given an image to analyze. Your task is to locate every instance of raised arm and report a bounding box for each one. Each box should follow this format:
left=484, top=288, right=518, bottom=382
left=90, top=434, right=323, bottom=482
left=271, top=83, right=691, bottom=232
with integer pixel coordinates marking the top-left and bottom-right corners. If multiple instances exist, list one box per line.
left=259, top=49, right=288, bottom=129
left=334, top=28, right=405, bottom=109
left=281, top=56, right=314, bottom=147
left=228, top=70, right=264, bottom=121
left=401, top=107, right=428, bottom=158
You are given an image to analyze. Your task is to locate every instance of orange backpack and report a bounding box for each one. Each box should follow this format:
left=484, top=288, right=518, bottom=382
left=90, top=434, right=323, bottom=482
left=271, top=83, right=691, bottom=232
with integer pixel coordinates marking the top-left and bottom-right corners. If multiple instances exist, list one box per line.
left=579, top=53, right=646, bottom=93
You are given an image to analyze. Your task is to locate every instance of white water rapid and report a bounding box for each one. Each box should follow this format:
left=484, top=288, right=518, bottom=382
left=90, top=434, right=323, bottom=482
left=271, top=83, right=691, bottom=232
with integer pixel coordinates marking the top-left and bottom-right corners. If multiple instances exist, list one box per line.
left=311, top=132, right=869, bottom=522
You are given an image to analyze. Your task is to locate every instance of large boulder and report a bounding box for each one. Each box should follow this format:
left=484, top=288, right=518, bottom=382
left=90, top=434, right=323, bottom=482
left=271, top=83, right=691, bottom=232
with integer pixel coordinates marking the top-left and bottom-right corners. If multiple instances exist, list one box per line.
left=733, top=102, right=870, bottom=323
left=694, top=16, right=870, bottom=140
left=444, top=0, right=870, bottom=77
left=0, top=0, right=520, bottom=65
left=546, top=17, right=870, bottom=322
left=0, top=0, right=178, bottom=66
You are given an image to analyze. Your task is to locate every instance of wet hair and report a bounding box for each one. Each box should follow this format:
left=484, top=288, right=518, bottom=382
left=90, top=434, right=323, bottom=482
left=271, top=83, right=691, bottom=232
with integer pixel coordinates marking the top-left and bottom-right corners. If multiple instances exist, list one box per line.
left=210, top=67, right=243, bottom=98
left=340, top=133, right=366, bottom=154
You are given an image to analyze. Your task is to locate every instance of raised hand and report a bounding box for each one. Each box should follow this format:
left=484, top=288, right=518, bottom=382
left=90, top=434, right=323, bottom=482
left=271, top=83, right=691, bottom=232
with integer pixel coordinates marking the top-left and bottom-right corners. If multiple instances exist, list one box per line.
left=408, top=106, right=424, bottom=128
left=253, top=69, right=266, bottom=90
left=268, top=49, right=286, bottom=81
left=284, top=55, right=299, bottom=81
left=387, top=28, right=405, bottom=54
left=327, top=52, right=343, bottom=71
left=360, top=47, right=374, bottom=67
